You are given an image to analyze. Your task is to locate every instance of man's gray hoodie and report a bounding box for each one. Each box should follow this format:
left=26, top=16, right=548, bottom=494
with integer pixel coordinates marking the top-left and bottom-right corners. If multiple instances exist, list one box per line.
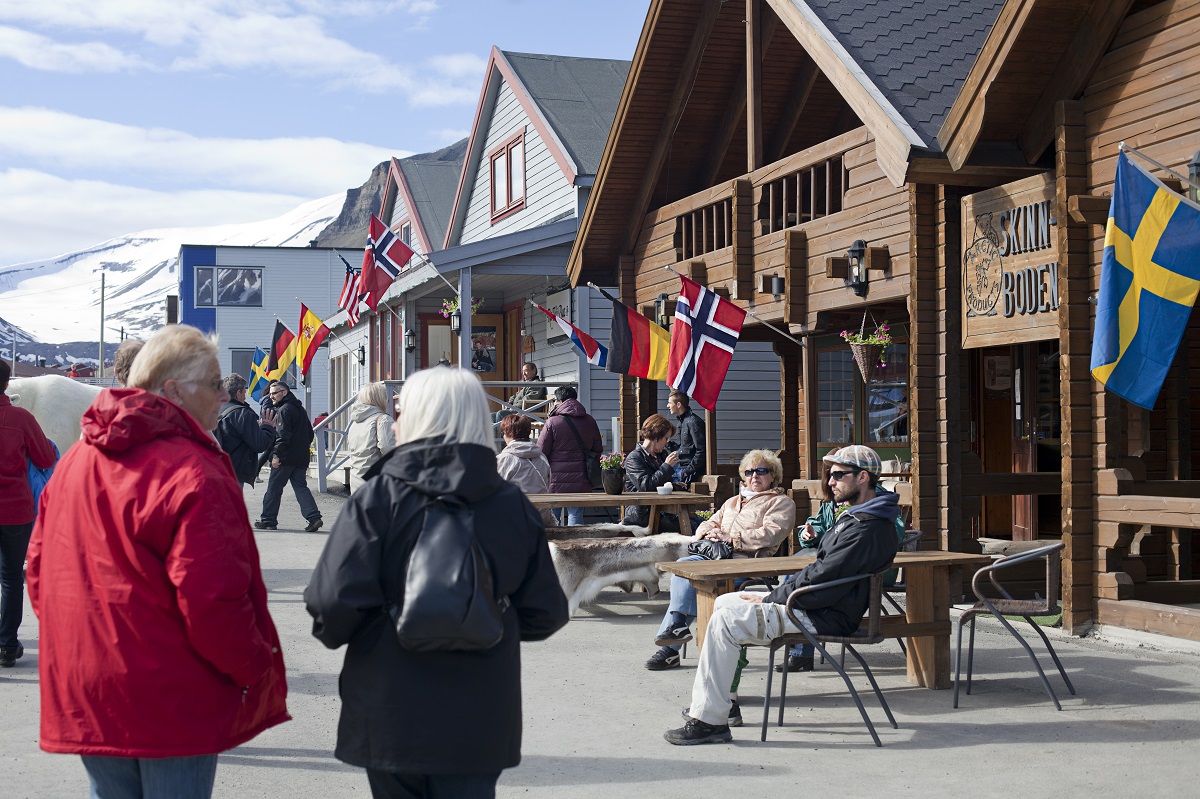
left=764, top=490, right=900, bottom=635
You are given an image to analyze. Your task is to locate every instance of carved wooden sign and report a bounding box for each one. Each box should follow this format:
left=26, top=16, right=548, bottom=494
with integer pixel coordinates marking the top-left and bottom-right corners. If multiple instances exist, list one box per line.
left=961, top=172, right=1059, bottom=349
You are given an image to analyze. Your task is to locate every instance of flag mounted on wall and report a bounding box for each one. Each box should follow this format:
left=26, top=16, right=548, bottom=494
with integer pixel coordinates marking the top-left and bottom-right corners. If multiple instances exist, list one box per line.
left=267, top=320, right=297, bottom=381
left=599, top=288, right=669, bottom=380
left=247, top=346, right=271, bottom=403
left=533, top=303, right=607, bottom=367
left=360, top=214, right=415, bottom=310
left=1091, top=149, right=1200, bottom=409
left=667, top=275, right=746, bottom=412
left=335, top=250, right=364, bottom=325
left=297, top=304, right=331, bottom=376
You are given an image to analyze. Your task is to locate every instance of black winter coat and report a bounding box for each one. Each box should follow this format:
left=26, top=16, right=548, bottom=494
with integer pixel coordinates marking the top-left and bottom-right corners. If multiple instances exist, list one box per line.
left=304, top=440, right=568, bottom=775
left=270, top=393, right=313, bottom=467
left=764, top=492, right=900, bottom=635
left=669, top=409, right=706, bottom=478
left=215, top=400, right=275, bottom=485
left=621, top=444, right=675, bottom=528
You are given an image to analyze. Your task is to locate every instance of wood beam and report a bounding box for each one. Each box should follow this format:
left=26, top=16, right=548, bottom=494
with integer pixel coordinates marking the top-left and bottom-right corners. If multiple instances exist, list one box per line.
left=619, top=0, right=724, bottom=255
left=746, top=0, right=764, bottom=172
left=765, top=59, right=820, bottom=163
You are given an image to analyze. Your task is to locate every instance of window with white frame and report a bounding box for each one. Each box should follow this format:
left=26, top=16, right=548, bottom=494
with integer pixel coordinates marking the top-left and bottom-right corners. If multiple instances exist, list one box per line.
left=489, top=130, right=525, bottom=220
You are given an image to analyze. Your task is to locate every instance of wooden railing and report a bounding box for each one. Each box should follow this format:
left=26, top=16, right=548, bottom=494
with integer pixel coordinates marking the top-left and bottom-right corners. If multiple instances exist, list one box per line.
left=756, top=153, right=847, bottom=235
left=676, top=197, right=733, bottom=260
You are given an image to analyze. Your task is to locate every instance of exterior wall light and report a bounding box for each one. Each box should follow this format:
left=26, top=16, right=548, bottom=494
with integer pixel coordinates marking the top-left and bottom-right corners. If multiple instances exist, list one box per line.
left=847, top=239, right=869, bottom=298
left=404, top=328, right=416, bottom=352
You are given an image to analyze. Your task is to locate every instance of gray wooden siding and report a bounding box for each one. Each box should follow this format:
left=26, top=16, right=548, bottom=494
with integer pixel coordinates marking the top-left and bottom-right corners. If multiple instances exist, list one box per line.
left=388, top=189, right=409, bottom=230
left=457, top=79, right=576, bottom=246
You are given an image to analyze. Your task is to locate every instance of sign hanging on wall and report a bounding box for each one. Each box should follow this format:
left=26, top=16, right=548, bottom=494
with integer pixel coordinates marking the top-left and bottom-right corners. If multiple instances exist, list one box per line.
left=544, top=288, right=571, bottom=346
left=961, top=172, right=1060, bottom=349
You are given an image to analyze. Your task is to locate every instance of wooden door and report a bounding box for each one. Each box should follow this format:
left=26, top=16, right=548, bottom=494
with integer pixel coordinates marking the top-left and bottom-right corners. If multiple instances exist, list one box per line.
left=1010, top=345, right=1036, bottom=540
left=978, top=347, right=1014, bottom=537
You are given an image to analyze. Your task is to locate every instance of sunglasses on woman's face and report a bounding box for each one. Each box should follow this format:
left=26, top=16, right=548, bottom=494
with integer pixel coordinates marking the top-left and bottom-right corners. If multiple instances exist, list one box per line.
left=744, top=467, right=771, bottom=477
left=828, top=469, right=861, bottom=482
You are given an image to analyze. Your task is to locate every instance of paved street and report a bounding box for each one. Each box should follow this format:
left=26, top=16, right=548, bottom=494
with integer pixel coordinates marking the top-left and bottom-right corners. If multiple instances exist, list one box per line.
left=5, top=476, right=1200, bottom=797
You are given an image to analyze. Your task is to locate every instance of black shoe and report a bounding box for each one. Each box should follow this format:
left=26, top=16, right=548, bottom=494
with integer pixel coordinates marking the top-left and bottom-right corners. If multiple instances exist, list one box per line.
left=253, top=520, right=277, bottom=530
left=775, top=655, right=814, bottom=673
left=664, top=718, right=732, bottom=746
left=645, top=647, right=681, bottom=671
left=304, top=517, right=324, bottom=533
left=0, top=643, right=24, bottom=668
left=682, top=700, right=742, bottom=727
left=654, top=625, right=693, bottom=647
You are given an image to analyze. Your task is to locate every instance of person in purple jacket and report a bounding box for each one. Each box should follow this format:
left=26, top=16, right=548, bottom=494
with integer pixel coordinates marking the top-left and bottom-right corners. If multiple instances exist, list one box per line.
left=535, top=386, right=602, bottom=526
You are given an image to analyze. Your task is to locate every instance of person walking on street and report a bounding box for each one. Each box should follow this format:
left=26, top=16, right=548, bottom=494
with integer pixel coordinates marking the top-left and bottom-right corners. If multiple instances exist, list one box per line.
left=215, top=373, right=277, bottom=487
left=26, top=324, right=289, bottom=796
left=345, top=382, right=396, bottom=493
left=305, top=366, right=568, bottom=799
left=0, top=360, right=58, bottom=668
left=256, top=381, right=322, bottom=532
left=666, top=389, right=705, bottom=484
left=536, top=385, right=602, bottom=526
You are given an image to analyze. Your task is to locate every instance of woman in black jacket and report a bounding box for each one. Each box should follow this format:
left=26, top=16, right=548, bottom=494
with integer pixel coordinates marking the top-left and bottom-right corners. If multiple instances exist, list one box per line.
left=623, top=413, right=695, bottom=532
left=304, top=366, right=569, bottom=799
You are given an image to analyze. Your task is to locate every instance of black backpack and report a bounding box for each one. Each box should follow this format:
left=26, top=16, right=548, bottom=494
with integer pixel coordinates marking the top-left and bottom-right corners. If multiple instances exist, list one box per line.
left=388, top=495, right=510, bottom=652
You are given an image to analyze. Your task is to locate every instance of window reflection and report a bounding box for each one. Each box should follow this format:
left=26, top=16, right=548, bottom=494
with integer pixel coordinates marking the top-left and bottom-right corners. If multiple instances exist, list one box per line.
left=867, top=343, right=909, bottom=443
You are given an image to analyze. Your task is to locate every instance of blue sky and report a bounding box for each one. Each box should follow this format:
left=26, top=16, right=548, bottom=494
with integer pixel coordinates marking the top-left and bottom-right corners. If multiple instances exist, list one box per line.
left=0, top=0, right=647, bottom=265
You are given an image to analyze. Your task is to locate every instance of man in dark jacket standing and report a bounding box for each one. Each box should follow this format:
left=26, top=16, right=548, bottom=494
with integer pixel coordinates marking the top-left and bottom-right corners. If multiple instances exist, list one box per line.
left=536, top=386, right=602, bottom=526
left=665, top=445, right=899, bottom=745
left=666, top=389, right=705, bottom=483
left=255, top=382, right=322, bottom=532
left=215, top=374, right=276, bottom=486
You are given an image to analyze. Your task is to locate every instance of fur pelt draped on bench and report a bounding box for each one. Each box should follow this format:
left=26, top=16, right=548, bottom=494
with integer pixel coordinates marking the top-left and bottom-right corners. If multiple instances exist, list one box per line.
left=543, top=523, right=650, bottom=541
left=549, top=533, right=691, bottom=615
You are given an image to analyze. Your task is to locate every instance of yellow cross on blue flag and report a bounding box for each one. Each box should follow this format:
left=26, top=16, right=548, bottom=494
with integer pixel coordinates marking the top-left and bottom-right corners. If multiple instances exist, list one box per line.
left=1091, top=150, right=1200, bottom=409
left=248, top=346, right=270, bottom=404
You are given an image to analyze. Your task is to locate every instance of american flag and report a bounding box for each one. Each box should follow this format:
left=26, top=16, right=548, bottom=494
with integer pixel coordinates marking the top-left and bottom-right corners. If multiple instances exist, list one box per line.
left=334, top=251, right=363, bottom=325
left=666, top=275, right=746, bottom=412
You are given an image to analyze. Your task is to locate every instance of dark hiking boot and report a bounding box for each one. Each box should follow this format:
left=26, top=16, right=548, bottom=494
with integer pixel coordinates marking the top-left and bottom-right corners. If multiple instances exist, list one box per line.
left=645, top=647, right=681, bottom=671
left=253, top=520, right=278, bottom=530
left=304, top=517, right=324, bottom=533
left=682, top=700, right=742, bottom=727
left=775, top=655, right=814, bottom=673
left=0, top=643, right=24, bottom=668
left=664, top=718, right=733, bottom=746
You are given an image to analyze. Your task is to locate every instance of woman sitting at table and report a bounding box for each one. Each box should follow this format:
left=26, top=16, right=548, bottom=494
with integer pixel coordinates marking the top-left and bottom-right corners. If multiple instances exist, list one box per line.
left=645, top=449, right=795, bottom=677
left=622, top=413, right=685, bottom=531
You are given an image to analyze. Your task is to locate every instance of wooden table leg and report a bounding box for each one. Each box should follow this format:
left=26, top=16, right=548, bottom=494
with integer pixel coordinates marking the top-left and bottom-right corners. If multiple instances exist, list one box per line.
left=647, top=505, right=660, bottom=536
left=675, top=504, right=693, bottom=536
left=904, top=565, right=951, bottom=688
left=693, top=578, right=734, bottom=651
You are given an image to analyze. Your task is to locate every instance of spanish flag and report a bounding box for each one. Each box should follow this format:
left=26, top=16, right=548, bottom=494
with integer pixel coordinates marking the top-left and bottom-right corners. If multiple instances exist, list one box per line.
left=601, top=289, right=669, bottom=381
left=267, top=320, right=297, bottom=380
left=297, top=304, right=331, bottom=376
left=1091, top=150, right=1200, bottom=409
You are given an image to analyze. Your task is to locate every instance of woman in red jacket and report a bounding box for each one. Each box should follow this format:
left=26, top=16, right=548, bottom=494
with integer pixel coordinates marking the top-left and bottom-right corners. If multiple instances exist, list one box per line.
left=0, top=360, right=56, bottom=668
left=27, top=325, right=289, bottom=799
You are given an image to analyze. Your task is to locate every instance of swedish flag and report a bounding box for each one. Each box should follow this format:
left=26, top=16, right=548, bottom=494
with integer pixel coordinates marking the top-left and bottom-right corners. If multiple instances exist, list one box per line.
left=247, top=347, right=271, bottom=404
left=1091, top=151, right=1200, bottom=409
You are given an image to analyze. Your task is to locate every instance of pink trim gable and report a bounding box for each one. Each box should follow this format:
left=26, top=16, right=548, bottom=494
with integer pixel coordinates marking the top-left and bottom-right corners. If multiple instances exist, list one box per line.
left=389, top=159, right=434, bottom=254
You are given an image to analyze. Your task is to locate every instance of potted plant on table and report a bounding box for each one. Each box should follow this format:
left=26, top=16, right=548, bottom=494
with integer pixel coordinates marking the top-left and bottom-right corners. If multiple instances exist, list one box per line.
left=599, top=451, right=626, bottom=495
left=841, top=320, right=892, bottom=384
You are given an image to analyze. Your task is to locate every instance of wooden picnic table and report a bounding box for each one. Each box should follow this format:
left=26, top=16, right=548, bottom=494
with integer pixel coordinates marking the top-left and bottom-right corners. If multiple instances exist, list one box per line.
left=657, top=550, right=992, bottom=689
left=526, top=491, right=712, bottom=535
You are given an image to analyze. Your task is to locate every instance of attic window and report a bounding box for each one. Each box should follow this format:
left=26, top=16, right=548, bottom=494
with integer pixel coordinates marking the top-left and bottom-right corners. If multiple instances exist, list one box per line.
left=490, top=130, right=525, bottom=221
left=400, top=222, right=413, bottom=246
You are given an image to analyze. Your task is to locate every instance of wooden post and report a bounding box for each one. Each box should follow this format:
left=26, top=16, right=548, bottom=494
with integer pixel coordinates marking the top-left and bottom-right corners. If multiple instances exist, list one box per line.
left=908, top=184, right=943, bottom=547
left=705, top=407, right=718, bottom=478
left=775, top=338, right=801, bottom=484
left=745, top=0, right=763, bottom=172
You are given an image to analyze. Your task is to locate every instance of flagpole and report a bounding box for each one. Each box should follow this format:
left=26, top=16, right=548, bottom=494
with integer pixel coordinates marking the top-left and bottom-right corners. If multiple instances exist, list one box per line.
left=1120, top=141, right=1200, bottom=195
left=658, top=266, right=806, bottom=346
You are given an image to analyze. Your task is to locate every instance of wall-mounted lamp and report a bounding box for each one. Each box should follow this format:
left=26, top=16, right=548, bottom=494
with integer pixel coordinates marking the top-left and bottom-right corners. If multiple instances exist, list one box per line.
left=846, top=239, right=869, bottom=298
left=404, top=328, right=416, bottom=352
left=769, top=275, right=786, bottom=296
left=357, top=343, right=366, bottom=366
left=449, top=308, right=462, bottom=335
left=654, top=292, right=671, bottom=329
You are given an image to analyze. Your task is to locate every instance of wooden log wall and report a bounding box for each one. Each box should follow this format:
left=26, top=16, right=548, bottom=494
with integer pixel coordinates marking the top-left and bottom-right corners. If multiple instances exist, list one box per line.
left=908, top=184, right=942, bottom=546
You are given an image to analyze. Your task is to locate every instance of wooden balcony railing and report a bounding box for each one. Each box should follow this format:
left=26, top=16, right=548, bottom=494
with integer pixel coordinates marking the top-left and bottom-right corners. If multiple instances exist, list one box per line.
left=757, top=153, right=847, bottom=235
left=675, top=197, right=733, bottom=260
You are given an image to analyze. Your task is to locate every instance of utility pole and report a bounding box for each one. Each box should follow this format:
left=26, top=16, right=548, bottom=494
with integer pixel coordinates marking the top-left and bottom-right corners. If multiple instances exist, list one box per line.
left=99, top=270, right=106, bottom=378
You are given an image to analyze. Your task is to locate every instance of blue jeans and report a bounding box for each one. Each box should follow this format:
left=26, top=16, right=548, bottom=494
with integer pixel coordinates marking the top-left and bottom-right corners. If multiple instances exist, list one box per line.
left=260, top=463, right=320, bottom=524
left=0, top=523, right=33, bottom=648
left=81, top=754, right=219, bottom=799
left=655, top=554, right=706, bottom=651
left=366, top=770, right=499, bottom=799
left=555, top=507, right=585, bottom=526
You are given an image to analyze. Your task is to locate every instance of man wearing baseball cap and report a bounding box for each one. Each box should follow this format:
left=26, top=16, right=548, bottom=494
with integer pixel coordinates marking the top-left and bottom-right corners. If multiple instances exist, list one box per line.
left=665, top=444, right=900, bottom=745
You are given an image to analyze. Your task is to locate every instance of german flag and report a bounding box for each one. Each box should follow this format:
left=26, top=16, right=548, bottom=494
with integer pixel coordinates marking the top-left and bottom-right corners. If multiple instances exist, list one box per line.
left=603, top=292, right=669, bottom=381
left=267, top=320, right=297, bottom=380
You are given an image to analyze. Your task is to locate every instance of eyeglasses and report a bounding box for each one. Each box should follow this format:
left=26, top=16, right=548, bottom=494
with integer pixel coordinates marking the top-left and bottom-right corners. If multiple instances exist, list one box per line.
left=185, top=378, right=224, bottom=392
left=743, top=467, right=771, bottom=477
left=828, top=469, right=861, bottom=482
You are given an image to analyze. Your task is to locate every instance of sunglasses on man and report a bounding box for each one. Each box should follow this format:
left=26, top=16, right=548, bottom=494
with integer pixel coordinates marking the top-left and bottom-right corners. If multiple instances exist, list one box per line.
left=828, top=469, right=862, bottom=481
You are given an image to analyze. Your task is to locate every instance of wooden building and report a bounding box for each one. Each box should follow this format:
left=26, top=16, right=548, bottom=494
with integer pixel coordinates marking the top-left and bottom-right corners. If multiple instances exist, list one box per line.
left=568, top=0, right=1200, bottom=638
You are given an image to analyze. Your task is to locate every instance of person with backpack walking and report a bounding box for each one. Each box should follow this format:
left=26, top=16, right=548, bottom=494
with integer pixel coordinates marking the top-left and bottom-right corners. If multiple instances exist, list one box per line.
left=304, top=366, right=568, bottom=799
left=536, top=385, right=602, bottom=526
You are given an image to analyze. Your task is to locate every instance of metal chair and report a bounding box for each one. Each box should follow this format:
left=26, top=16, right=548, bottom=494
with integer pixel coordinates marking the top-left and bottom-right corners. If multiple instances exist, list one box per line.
left=882, top=529, right=924, bottom=656
left=953, top=541, right=1076, bottom=710
left=758, top=571, right=898, bottom=747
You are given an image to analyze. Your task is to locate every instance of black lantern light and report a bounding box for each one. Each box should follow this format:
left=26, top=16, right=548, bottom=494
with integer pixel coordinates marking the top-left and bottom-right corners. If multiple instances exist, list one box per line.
left=449, top=308, right=462, bottom=335
left=846, top=238, right=869, bottom=298
left=654, top=292, right=671, bottom=329
left=404, top=328, right=416, bottom=352
left=356, top=343, right=366, bottom=365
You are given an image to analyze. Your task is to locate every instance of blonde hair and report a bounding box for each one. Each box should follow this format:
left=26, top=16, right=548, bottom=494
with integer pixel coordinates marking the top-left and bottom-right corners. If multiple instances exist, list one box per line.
left=395, top=366, right=494, bottom=450
left=357, top=381, right=391, bottom=413
left=739, top=449, right=783, bottom=487
left=127, top=325, right=217, bottom=393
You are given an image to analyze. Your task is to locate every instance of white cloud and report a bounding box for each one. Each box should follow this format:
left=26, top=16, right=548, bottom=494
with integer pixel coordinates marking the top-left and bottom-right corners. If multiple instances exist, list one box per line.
left=0, top=25, right=151, bottom=72
left=428, top=128, right=471, bottom=146
left=0, top=107, right=404, bottom=196
left=0, top=168, right=316, bottom=264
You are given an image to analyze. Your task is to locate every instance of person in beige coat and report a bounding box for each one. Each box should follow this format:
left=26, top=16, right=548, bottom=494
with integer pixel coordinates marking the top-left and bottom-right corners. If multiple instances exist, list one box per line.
left=646, top=449, right=795, bottom=681
left=345, top=383, right=396, bottom=493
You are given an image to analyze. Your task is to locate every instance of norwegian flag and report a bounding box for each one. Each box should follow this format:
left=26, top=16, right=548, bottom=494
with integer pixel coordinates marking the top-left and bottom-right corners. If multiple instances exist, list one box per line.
left=667, top=275, right=747, bottom=412
left=360, top=213, right=415, bottom=309
left=334, top=251, right=363, bottom=325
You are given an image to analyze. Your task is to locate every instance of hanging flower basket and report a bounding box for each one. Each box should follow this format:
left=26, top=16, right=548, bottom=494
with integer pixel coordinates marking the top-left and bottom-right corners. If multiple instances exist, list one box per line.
left=841, top=318, right=892, bottom=384
left=848, top=342, right=885, bottom=383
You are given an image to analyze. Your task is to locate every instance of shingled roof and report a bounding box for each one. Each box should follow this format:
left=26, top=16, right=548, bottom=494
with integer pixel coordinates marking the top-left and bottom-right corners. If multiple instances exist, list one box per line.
left=396, top=137, right=467, bottom=252
left=801, top=0, right=1004, bottom=151
left=501, top=51, right=631, bottom=176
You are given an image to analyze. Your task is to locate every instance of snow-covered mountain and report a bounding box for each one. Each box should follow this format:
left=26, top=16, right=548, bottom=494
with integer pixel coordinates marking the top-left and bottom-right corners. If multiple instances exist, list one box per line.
left=0, top=193, right=346, bottom=345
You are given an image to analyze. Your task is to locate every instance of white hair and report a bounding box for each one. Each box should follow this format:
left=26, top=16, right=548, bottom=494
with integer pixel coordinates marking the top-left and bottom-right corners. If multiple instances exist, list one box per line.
left=395, top=366, right=494, bottom=450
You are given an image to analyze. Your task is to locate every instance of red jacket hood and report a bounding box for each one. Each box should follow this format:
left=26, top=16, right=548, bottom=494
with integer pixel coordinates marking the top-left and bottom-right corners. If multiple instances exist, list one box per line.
left=83, top=388, right=222, bottom=456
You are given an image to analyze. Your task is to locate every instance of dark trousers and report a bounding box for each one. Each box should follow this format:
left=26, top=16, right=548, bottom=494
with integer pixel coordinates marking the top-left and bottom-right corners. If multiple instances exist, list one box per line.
left=260, top=463, right=319, bottom=524
left=0, top=522, right=34, bottom=648
left=366, top=771, right=499, bottom=799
